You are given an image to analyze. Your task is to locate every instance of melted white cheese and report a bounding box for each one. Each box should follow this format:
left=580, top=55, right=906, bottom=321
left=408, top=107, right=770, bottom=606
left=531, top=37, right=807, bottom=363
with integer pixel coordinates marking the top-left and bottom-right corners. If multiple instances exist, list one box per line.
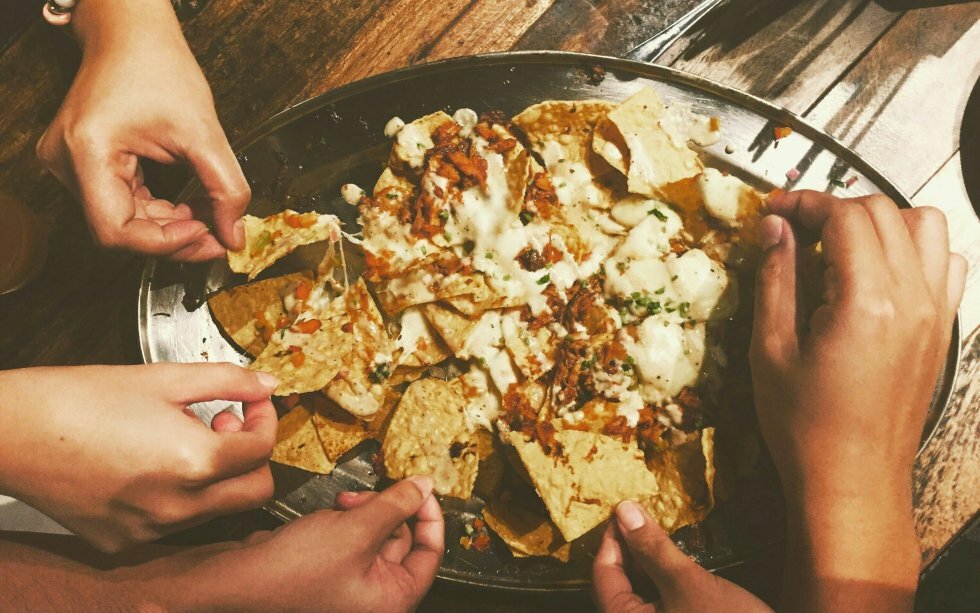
left=666, top=249, right=735, bottom=320
left=620, top=318, right=706, bottom=403
left=698, top=167, right=752, bottom=227
left=660, top=105, right=721, bottom=149
left=396, top=122, right=434, bottom=168
left=340, top=183, right=365, bottom=206
left=452, top=108, right=478, bottom=138
left=384, top=116, right=406, bottom=138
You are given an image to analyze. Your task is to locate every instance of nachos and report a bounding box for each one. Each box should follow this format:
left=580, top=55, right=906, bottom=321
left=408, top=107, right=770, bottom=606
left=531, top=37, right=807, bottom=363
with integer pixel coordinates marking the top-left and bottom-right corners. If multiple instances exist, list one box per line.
left=214, top=87, right=770, bottom=562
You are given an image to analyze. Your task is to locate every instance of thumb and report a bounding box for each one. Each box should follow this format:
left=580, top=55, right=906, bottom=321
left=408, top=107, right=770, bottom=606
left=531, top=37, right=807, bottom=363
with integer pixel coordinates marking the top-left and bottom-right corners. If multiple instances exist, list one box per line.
left=749, top=215, right=799, bottom=367
left=342, top=476, right=434, bottom=557
left=614, top=501, right=705, bottom=599
left=185, top=129, right=251, bottom=251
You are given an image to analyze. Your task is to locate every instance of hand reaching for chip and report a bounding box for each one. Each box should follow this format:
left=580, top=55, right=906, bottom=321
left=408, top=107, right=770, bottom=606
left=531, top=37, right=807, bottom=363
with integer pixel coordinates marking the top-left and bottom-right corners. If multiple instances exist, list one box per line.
left=0, top=363, right=278, bottom=552
left=36, top=0, right=249, bottom=261
left=750, top=191, right=967, bottom=610
left=593, top=501, right=772, bottom=612
left=204, top=477, right=443, bottom=612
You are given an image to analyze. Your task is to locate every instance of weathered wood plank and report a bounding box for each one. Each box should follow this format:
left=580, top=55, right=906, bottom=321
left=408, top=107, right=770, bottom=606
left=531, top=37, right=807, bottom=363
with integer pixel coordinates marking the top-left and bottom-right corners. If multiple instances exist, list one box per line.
left=911, top=152, right=980, bottom=565
left=805, top=6, right=980, bottom=196
left=424, top=0, right=556, bottom=61
left=515, top=0, right=706, bottom=55
left=661, top=0, right=901, bottom=114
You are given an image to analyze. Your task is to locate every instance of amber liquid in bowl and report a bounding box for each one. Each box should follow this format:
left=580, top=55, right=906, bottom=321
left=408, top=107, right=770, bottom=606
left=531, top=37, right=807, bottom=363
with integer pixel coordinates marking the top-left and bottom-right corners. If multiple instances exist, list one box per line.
left=0, top=193, right=48, bottom=295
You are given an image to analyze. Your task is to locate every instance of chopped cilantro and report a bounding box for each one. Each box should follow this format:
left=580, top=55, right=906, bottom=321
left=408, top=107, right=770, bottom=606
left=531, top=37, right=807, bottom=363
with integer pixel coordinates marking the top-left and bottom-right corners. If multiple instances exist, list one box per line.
left=369, top=361, right=391, bottom=383
left=503, top=274, right=512, bottom=281
left=679, top=302, right=691, bottom=317
left=519, top=211, right=535, bottom=225
left=536, top=274, right=551, bottom=285
left=647, top=301, right=661, bottom=314
left=654, top=287, right=665, bottom=295
left=671, top=275, right=678, bottom=281
left=485, top=251, right=494, bottom=259
left=649, top=208, right=668, bottom=222
left=438, top=209, right=449, bottom=221
left=443, top=231, right=452, bottom=241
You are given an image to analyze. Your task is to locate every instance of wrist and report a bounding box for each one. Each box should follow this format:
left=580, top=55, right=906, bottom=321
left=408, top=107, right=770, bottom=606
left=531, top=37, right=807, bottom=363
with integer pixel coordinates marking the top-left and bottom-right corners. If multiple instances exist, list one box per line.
left=72, top=0, right=185, bottom=56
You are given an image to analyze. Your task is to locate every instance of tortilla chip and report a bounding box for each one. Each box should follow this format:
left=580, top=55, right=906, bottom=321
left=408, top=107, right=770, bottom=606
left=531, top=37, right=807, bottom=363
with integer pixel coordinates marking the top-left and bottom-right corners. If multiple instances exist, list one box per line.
left=390, top=111, right=454, bottom=170
left=421, top=302, right=478, bottom=355
left=303, top=394, right=373, bottom=462
left=599, top=88, right=703, bottom=197
left=208, top=272, right=311, bottom=357
left=325, top=279, right=395, bottom=418
left=483, top=487, right=570, bottom=561
left=472, top=429, right=506, bottom=500
left=513, top=100, right=617, bottom=167
left=504, top=428, right=659, bottom=542
left=271, top=405, right=334, bottom=474
left=501, top=310, right=557, bottom=381
left=645, top=428, right=716, bottom=533
left=395, top=306, right=453, bottom=368
left=228, top=211, right=343, bottom=280
left=381, top=377, right=480, bottom=499
left=249, top=293, right=352, bottom=395
left=592, top=118, right=629, bottom=175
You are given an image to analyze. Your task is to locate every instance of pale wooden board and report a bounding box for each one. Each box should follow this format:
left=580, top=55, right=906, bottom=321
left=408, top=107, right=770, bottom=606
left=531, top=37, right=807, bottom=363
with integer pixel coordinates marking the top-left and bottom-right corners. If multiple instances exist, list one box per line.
left=662, top=0, right=902, bottom=114
left=805, top=6, right=980, bottom=196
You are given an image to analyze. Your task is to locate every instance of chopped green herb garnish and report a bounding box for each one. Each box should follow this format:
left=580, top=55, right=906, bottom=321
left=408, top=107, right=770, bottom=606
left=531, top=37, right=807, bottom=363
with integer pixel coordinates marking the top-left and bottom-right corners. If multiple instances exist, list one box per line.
left=671, top=275, right=678, bottom=281
left=649, top=208, right=668, bottom=222
left=679, top=302, right=691, bottom=317
left=503, top=274, right=512, bottom=281
left=647, top=301, right=661, bottom=314
left=654, top=287, right=665, bottom=295
left=438, top=210, right=449, bottom=221
left=536, top=274, right=551, bottom=285
left=443, top=231, right=452, bottom=241
left=369, top=361, right=391, bottom=383
left=519, top=211, right=535, bottom=225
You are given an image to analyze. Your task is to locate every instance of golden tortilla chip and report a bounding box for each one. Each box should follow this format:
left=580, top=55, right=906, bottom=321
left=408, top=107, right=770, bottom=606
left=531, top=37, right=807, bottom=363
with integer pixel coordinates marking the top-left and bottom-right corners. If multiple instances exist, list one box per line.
left=421, top=302, right=478, bottom=355
left=645, top=428, right=716, bottom=533
left=472, top=429, right=505, bottom=500
left=599, top=88, right=703, bottom=197
left=390, top=111, right=454, bottom=170
left=501, top=310, right=557, bottom=381
left=504, top=428, right=659, bottom=542
left=228, top=210, right=343, bottom=280
left=395, top=306, right=453, bottom=368
left=305, top=394, right=372, bottom=462
left=381, top=377, right=480, bottom=499
left=483, top=490, right=571, bottom=562
left=592, top=118, right=629, bottom=175
left=325, top=279, right=395, bottom=418
left=249, top=293, right=352, bottom=395
left=271, top=405, right=334, bottom=474
left=208, top=272, right=312, bottom=357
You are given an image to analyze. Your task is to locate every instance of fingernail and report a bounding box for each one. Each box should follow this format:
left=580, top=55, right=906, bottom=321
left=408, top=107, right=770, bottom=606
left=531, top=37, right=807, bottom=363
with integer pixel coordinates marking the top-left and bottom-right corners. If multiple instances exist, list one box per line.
left=407, top=475, right=434, bottom=497
left=233, top=219, right=245, bottom=249
left=255, top=371, right=279, bottom=390
left=759, top=215, right=785, bottom=250
left=616, top=500, right=646, bottom=532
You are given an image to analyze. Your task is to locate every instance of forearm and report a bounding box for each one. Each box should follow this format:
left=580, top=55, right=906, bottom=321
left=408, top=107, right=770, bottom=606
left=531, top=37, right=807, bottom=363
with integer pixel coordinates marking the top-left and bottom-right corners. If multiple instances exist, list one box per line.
left=781, top=488, right=919, bottom=612
left=0, top=531, right=234, bottom=612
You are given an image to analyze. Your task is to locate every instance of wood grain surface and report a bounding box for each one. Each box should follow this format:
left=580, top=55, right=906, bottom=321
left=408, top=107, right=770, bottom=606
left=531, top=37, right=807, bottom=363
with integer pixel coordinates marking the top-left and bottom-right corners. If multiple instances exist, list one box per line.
left=0, top=0, right=977, bottom=607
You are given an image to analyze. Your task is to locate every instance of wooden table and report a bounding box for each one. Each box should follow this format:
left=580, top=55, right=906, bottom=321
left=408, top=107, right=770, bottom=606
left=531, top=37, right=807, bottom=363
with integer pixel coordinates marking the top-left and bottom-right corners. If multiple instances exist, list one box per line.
left=1, top=0, right=978, bottom=609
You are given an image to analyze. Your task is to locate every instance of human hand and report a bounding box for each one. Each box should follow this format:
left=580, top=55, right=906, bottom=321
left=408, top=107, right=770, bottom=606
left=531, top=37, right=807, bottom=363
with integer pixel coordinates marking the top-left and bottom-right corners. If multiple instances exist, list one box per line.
left=174, top=477, right=444, bottom=612
left=593, top=501, right=771, bottom=613
left=36, top=0, right=249, bottom=261
left=750, top=191, right=966, bottom=608
left=750, top=191, right=966, bottom=506
left=0, top=363, right=278, bottom=552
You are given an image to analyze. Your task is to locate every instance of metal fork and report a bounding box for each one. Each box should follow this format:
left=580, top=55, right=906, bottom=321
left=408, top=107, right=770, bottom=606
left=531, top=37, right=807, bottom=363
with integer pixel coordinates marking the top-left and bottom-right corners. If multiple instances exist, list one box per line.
left=626, top=0, right=726, bottom=63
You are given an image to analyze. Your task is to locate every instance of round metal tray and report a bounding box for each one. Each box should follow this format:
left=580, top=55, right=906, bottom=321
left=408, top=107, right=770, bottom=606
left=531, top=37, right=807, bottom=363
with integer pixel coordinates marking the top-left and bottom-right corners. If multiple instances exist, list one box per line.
left=139, top=51, right=960, bottom=592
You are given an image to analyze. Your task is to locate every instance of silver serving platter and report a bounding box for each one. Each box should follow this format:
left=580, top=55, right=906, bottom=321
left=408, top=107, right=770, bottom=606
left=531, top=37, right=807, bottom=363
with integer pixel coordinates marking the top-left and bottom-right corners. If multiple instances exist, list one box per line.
left=139, top=51, right=960, bottom=592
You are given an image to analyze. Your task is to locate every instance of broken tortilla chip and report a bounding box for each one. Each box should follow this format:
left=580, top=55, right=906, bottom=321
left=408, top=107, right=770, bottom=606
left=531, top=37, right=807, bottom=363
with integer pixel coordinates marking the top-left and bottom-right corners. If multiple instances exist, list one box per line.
left=228, top=210, right=343, bottom=280
left=271, top=405, right=334, bottom=474
left=382, top=377, right=479, bottom=499
left=504, top=428, right=659, bottom=542
left=249, top=292, right=352, bottom=395
left=599, top=88, right=703, bottom=197
left=645, top=428, right=716, bottom=533
left=208, top=271, right=312, bottom=357
left=325, top=279, right=395, bottom=418
left=306, top=394, right=372, bottom=462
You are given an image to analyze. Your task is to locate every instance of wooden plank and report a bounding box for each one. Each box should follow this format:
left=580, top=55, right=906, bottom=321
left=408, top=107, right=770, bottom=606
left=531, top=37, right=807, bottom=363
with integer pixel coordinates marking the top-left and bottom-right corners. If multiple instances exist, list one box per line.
left=293, top=0, right=553, bottom=103
left=514, top=0, right=706, bottom=55
left=424, top=0, right=556, bottom=60
left=805, top=6, right=980, bottom=196
left=910, top=153, right=980, bottom=565
left=661, top=0, right=901, bottom=114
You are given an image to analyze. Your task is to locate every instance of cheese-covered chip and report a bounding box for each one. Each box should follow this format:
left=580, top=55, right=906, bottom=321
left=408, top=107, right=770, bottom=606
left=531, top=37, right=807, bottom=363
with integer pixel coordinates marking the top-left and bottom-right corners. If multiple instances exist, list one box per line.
left=228, top=210, right=342, bottom=280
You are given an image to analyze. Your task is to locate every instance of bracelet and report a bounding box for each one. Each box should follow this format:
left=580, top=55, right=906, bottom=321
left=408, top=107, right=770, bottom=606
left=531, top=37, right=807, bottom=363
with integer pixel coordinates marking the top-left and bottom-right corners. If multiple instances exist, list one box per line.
left=42, top=0, right=206, bottom=26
